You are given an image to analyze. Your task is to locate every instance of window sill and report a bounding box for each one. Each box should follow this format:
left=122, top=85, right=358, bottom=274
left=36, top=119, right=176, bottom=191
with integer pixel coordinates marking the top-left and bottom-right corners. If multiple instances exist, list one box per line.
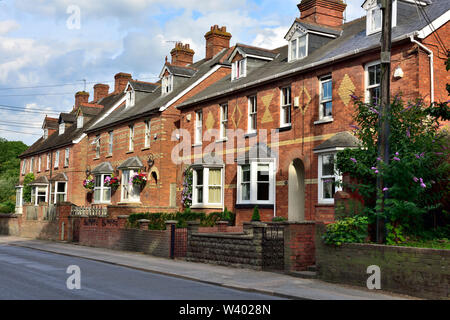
left=216, top=138, right=228, bottom=143
left=93, top=202, right=111, bottom=205
left=117, top=201, right=142, bottom=205
left=316, top=201, right=334, bottom=207
left=105, top=155, right=112, bottom=158
left=126, top=150, right=134, bottom=154
left=191, top=204, right=223, bottom=209
left=93, top=157, right=100, bottom=160
left=314, top=118, right=334, bottom=125
left=277, top=125, right=292, bottom=132
left=235, top=203, right=274, bottom=209
left=192, top=143, right=202, bottom=147
left=141, top=147, right=150, bottom=151
left=244, top=132, right=257, bottom=139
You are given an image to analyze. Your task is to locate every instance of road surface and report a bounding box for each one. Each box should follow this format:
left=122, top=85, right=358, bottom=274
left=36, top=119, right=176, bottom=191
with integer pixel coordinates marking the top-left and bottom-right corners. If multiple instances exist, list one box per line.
left=0, top=244, right=282, bottom=300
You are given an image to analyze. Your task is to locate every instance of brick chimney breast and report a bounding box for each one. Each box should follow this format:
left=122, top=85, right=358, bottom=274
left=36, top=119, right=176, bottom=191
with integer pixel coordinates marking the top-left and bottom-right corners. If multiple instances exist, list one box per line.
left=75, top=91, right=89, bottom=109
left=114, top=72, right=132, bottom=93
left=170, top=43, right=195, bottom=67
left=204, top=25, right=232, bottom=60
left=93, top=83, right=109, bottom=102
left=297, top=0, right=347, bottom=28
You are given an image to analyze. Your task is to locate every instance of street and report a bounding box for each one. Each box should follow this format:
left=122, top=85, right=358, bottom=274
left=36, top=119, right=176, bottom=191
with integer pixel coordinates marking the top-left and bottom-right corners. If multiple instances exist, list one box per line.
left=0, top=244, right=282, bottom=300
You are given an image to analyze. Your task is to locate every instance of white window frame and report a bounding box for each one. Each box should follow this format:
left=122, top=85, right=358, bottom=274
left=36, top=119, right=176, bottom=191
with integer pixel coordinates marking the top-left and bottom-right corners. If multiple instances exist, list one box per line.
left=54, top=151, right=59, bottom=168
left=232, top=58, right=247, bottom=80
left=46, top=153, right=50, bottom=170
left=280, top=86, right=292, bottom=127
left=192, top=166, right=224, bottom=208
left=288, top=34, right=308, bottom=61
left=237, top=161, right=275, bottom=205
left=54, top=181, right=67, bottom=204
left=93, top=174, right=111, bottom=204
left=30, top=157, right=34, bottom=173
left=77, top=115, right=84, bottom=128
left=162, top=74, right=173, bottom=95
left=365, top=60, right=381, bottom=103
left=95, top=135, right=101, bottom=158
left=220, top=104, right=228, bottom=140
left=64, top=148, right=70, bottom=167
left=121, top=169, right=141, bottom=203
left=108, top=131, right=113, bottom=155
left=248, top=96, right=257, bottom=134
left=126, top=90, right=135, bottom=108
left=129, top=125, right=134, bottom=151
left=38, top=156, right=41, bottom=172
left=317, top=152, right=342, bottom=204
left=195, top=111, right=203, bottom=145
left=144, top=120, right=151, bottom=148
left=31, top=185, right=48, bottom=206
left=21, top=159, right=26, bottom=174
left=365, top=0, right=397, bottom=36
left=59, top=122, right=65, bottom=135
left=319, top=75, right=333, bottom=120
left=44, top=128, right=48, bottom=140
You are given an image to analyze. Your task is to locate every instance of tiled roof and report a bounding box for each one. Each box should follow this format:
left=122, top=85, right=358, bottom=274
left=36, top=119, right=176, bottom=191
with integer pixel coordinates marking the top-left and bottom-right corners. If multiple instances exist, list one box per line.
left=129, top=80, right=159, bottom=93
left=313, top=132, right=360, bottom=152
left=232, top=44, right=279, bottom=60
left=178, top=0, right=448, bottom=109
left=166, top=64, right=198, bottom=77
left=118, top=156, right=144, bottom=169
left=92, top=162, right=114, bottom=174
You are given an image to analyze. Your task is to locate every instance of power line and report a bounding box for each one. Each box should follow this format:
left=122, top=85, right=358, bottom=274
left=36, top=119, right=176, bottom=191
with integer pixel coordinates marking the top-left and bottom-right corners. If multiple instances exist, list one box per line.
left=0, top=128, right=41, bottom=136
left=0, top=105, right=62, bottom=115
left=0, top=92, right=75, bottom=97
left=413, top=0, right=447, bottom=53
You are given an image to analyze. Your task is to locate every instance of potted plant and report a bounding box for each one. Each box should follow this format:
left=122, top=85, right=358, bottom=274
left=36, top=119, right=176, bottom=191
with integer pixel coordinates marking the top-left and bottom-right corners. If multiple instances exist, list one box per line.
left=83, top=175, right=95, bottom=192
left=104, top=174, right=120, bottom=192
left=131, top=171, right=147, bottom=189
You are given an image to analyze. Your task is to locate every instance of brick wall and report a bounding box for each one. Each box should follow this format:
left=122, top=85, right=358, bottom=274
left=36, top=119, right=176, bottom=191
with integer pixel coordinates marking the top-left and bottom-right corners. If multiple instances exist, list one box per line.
left=315, top=224, right=450, bottom=300
left=0, top=215, right=20, bottom=236
left=283, top=221, right=316, bottom=271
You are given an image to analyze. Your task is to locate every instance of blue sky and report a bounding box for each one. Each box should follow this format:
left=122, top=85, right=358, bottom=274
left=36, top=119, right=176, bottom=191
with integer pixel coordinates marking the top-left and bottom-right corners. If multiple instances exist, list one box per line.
left=0, top=0, right=365, bottom=145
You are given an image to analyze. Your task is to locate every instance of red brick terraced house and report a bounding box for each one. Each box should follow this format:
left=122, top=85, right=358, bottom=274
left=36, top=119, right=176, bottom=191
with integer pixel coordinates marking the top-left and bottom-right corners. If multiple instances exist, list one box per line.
left=175, top=0, right=450, bottom=225
left=16, top=85, right=126, bottom=214
left=82, top=29, right=233, bottom=215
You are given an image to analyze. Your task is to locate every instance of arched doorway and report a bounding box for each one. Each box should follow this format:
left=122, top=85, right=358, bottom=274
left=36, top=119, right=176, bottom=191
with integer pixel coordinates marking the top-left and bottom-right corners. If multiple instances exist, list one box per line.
left=288, top=158, right=305, bottom=221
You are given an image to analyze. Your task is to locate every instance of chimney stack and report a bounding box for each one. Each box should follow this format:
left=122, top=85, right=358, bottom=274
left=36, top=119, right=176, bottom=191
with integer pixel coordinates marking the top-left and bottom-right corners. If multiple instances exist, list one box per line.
left=75, top=91, right=89, bottom=109
left=170, top=43, right=195, bottom=67
left=297, top=0, right=347, bottom=28
left=93, top=83, right=109, bottom=102
left=114, top=72, right=132, bottom=93
left=204, top=25, right=232, bottom=60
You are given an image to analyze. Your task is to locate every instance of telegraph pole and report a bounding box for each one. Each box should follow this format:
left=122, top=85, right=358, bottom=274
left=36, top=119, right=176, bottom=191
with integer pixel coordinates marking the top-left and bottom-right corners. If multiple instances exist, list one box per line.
left=376, top=0, right=392, bottom=243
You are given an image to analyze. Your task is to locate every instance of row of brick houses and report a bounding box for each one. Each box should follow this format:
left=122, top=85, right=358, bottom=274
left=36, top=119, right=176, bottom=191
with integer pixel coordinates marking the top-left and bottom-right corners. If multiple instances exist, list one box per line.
left=16, top=0, right=449, bottom=226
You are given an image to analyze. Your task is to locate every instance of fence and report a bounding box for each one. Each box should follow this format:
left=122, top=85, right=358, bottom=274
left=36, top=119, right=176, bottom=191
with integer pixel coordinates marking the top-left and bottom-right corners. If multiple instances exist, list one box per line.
left=71, top=206, right=108, bottom=217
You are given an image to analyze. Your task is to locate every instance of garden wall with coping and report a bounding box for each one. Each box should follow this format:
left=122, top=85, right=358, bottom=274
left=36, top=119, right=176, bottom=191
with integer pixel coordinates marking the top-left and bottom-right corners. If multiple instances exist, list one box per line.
left=316, top=224, right=450, bottom=299
left=0, top=214, right=20, bottom=236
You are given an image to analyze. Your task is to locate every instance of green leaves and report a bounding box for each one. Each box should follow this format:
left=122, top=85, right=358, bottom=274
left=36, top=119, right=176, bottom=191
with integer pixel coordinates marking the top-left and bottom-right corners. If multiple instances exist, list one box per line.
left=322, top=216, right=369, bottom=246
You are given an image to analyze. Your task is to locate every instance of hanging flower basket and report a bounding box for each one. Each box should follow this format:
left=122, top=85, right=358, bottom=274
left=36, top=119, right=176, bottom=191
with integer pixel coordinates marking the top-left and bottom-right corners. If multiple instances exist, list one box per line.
left=104, top=175, right=120, bottom=191
left=131, top=171, right=147, bottom=189
left=83, top=176, right=95, bottom=192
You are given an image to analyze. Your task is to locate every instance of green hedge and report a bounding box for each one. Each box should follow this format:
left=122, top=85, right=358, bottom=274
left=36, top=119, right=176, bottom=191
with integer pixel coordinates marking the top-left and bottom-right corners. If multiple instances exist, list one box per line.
left=127, top=208, right=235, bottom=230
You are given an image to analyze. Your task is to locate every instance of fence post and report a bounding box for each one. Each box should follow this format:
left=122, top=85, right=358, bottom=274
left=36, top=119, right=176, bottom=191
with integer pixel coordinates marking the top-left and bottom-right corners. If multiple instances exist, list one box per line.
left=166, top=220, right=178, bottom=259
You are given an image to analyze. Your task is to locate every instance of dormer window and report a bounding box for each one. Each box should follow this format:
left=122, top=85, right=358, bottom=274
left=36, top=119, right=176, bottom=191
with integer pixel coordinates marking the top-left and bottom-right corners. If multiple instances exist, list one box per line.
left=43, top=128, right=48, bottom=140
left=289, top=34, right=307, bottom=61
left=59, top=122, right=65, bottom=135
left=126, top=90, right=135, bottom=108
left=77, top=115, right=84, bottom=129
left=162, top=74, right=173, bottom=95
left=232, top=59, right=246, bottom=80
left=364, top=0, right=397, bottom=36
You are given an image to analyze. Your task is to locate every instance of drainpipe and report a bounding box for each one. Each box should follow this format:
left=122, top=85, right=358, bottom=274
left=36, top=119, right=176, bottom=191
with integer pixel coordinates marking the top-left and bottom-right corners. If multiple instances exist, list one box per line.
left=410, top=35, right=434, bottom=103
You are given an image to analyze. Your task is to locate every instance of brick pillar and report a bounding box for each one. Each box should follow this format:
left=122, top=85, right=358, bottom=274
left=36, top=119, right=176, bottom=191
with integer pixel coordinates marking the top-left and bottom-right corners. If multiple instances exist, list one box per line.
left=117, top=215, right=129, bottom=229
left=283, top=221, right=316, bottom=272
left=165, top=220, right=178, bottom=231
left=216, top=221, right=229, bottom=232
left=138, top=219, right=149, bottom=230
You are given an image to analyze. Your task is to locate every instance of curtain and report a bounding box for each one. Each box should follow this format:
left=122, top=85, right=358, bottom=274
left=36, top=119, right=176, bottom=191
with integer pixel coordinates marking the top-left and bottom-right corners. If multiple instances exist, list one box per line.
left=208, top=169, right=221, bottom=204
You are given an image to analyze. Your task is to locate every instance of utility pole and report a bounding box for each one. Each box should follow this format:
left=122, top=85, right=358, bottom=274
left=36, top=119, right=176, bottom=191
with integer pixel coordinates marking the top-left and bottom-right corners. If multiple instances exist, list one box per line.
left=376, top=0, right=392, bottom=244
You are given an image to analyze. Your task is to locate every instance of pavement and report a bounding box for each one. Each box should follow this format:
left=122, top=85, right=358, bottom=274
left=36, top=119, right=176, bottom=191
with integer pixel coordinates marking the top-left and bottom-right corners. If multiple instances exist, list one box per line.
left=0, top=236, right=418, bottom=300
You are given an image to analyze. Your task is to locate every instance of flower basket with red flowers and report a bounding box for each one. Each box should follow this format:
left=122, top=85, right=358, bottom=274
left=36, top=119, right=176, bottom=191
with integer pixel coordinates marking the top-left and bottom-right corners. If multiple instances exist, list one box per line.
left=83, top=175, right=95, bottom=192
left=131, top=171, right=147, bottom=189
left=104, top=174, right=120, bottom=191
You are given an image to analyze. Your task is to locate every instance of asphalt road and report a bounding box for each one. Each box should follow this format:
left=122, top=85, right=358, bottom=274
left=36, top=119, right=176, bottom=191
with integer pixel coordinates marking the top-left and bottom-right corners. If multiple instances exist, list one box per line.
left=0, top=244, right=282, bottom=300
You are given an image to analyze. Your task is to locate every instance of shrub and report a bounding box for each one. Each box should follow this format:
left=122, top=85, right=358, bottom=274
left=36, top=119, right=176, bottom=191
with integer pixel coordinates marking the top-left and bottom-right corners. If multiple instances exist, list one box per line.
left=251, top=206, right=260, bottom=221
left=23, top=173, right=35, bottom=203
left=322, top=216, right=369, bottom=246
left=272, top=216, right=287, bottom=222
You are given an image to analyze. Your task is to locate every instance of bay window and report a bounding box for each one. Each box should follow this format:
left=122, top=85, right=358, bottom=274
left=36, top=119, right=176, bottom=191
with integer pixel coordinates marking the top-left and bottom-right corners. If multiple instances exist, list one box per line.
left=318, top=153, right=341, bottom=203
left=94, top=174, right=111, bottom=204
left=54, top=182, right=67, bottom=204
left=237, top=161, right=275, bottom=205
left=31, top=185, right=48, bottom=206
left=121, top=169, right=140, bottom=203
left=192, top=166, right=223, bottom=207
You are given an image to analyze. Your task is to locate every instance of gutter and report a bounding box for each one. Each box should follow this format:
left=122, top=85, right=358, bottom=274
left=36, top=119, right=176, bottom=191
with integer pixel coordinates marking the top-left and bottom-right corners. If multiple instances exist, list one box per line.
left=178, top=31, right=419, bottom=109
left=410, top=35, right=434, bottom=103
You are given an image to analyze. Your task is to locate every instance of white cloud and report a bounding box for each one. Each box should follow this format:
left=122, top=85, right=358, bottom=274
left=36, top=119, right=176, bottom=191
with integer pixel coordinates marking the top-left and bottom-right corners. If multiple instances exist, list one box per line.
left=0, top=20, right=20, bottom=35
left=252, top=26, right=290, bottom=49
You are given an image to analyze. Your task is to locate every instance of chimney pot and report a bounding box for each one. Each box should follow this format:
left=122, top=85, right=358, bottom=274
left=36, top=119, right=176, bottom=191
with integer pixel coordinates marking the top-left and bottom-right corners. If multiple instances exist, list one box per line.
left=114, top=72, right=132, bottom=93
left=297, top=0, right=347, bottom=28
left=170, top=42, right=195, bottom=67
left=204, top=25, right=232, bottom=60
left=75, top=91, right=89, bottom=110
left=93, top=83, right=109, bottom=102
